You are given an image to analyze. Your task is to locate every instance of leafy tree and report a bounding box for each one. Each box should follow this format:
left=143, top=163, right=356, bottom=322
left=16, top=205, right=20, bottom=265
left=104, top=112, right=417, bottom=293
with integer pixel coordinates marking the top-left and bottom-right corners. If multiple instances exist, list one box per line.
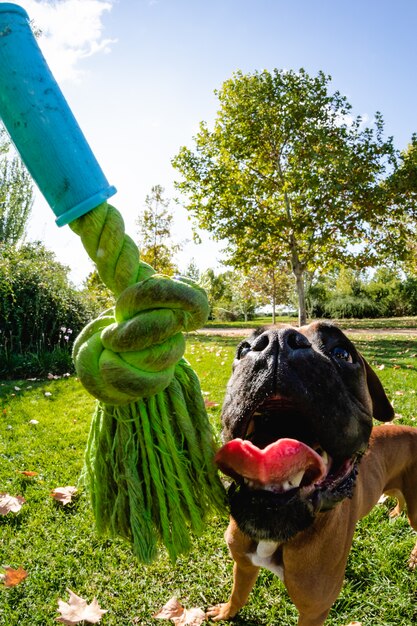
left=83, top=269, right=115, bottom=312
left=182, top=258, right=201, bottom=282
left=383, top=136, right=417, bottom=272
left=173, top=68, right=399, bottom=325
left=244, top=263, right=294, bottom=323
left=136, top=184, right=181, bottom=275
left=199, top=268, right=230, bottom=318
left=0, top=128, right=33, bottom=246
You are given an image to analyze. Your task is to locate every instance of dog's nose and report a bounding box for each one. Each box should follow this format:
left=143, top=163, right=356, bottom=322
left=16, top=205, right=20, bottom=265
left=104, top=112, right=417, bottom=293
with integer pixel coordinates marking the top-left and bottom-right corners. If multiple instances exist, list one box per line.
left=251, top=328, right=311, bottom=354
left=279, top=328, right=312, bottom=351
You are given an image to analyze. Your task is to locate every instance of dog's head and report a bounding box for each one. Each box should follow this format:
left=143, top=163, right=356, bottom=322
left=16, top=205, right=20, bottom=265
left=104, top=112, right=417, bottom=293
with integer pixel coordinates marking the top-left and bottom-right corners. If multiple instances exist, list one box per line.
left=215, top=321, right=394, bottom=542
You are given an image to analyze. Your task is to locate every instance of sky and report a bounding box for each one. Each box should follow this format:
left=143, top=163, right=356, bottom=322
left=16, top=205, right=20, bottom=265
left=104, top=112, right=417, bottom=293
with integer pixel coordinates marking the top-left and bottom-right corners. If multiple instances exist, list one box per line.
left=3, top=0, right=417, bottom=285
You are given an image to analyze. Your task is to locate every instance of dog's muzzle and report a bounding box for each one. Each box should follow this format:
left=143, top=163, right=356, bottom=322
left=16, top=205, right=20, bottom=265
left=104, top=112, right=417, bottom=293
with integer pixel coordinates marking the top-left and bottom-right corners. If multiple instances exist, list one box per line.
left=215, top=394, right=361, bottom=541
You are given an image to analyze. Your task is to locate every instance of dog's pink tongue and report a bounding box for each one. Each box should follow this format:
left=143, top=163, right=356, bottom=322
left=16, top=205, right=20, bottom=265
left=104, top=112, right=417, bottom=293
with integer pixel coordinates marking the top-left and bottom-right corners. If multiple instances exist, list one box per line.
left=215, top=438, right=326, bottom=487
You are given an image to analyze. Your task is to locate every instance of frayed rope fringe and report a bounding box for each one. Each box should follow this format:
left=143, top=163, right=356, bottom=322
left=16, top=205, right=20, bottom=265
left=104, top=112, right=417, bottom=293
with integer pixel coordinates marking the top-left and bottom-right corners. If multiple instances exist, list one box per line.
left=81, top=359, right=226, bottom=563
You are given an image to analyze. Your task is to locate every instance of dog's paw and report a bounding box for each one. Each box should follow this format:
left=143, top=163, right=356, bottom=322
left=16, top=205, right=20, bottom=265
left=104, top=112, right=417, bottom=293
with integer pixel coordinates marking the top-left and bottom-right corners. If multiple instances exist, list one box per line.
left=389, top=503, right=402, bottom=519
left=206, top=602, right=236, bottom=622
left=408, top=546, right=417, bottom=570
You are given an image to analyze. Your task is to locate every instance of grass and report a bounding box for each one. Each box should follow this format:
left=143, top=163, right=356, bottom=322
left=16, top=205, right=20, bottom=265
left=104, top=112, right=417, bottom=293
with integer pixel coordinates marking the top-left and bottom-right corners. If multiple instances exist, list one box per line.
left=1, top=331, right=417, bottom=624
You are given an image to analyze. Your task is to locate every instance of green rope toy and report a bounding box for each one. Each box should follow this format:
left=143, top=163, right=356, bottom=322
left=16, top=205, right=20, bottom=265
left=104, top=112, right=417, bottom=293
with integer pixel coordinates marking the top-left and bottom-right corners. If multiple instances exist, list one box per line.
left=70, top=204, right=225, bottom=562
left=0, top=4, right=226, bottom=563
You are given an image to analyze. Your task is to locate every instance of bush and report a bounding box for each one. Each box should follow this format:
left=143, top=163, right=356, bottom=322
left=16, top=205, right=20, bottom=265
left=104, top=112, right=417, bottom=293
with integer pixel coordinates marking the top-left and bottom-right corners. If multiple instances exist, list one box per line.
left=321, top=294, right=383, bottom=319
left=0, top=242, right=96, bottom=377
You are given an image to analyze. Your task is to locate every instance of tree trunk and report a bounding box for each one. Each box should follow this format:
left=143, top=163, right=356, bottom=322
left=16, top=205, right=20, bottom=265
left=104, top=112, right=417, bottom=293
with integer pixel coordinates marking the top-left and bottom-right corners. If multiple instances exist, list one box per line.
left=294, top=266, right=307, bottom=326
left=272, top=268, right=276, bottom=325
left=290, top=239, right=307, bottom=327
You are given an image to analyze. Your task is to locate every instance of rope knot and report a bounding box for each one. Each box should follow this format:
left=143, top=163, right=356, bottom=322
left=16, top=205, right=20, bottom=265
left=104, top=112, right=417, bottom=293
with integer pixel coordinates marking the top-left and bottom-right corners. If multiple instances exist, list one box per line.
left=73, top=275, right=209, bottom=404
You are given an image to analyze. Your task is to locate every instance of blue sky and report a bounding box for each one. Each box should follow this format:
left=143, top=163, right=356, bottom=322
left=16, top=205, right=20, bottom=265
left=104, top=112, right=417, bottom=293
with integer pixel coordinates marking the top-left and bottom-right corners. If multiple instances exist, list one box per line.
left=7, top=0, right=417, bottom=284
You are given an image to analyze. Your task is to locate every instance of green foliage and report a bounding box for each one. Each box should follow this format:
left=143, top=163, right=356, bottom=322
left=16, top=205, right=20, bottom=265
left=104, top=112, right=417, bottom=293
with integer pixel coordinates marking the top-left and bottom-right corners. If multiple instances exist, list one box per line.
left=0, top=128, right=33, bottom=246
left=307, top=266, right=417, bottom=319
left=0, top=242, right=95, bottom=377
left=199, top=266, right=294, bottom=322
left=181, top=257, right=200, bottom=282
left=136, top=185, right=181, bottom=275
left=173, top=68, right=400, bottom=324
left=83, top=269, right=115, bottom=312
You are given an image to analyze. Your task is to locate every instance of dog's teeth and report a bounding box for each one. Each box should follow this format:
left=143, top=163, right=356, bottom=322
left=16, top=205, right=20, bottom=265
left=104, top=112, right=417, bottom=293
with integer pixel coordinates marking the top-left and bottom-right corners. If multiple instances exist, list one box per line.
left=320, top=451, right=329, bottom=466
left=288, top=470, right=304, bottom=488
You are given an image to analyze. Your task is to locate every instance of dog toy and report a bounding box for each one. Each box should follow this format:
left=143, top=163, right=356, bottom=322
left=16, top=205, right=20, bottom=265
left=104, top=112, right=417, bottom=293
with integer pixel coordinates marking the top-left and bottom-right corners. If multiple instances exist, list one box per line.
left=0, top=3, right=225, bottom=563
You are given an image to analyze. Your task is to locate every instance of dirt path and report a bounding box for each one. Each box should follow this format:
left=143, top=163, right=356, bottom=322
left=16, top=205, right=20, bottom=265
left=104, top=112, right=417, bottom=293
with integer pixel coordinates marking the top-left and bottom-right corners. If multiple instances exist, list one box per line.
left=196, top=326, right=417, bottom=338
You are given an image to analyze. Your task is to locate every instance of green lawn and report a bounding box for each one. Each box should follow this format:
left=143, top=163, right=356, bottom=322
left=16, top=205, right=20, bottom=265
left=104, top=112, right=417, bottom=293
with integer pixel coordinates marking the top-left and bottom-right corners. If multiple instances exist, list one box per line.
left=1, top=332, right=417, bottom=624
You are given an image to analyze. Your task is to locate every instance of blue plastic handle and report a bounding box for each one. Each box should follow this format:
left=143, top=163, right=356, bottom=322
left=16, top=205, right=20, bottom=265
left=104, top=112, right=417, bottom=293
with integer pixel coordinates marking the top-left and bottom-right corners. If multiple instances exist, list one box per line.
left=0, top=3, right=116, bottom=226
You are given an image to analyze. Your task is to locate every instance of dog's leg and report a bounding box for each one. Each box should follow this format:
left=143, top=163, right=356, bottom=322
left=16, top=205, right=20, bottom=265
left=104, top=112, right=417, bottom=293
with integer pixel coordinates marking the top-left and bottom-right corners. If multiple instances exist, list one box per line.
left=206, top=519, right=260, bottom=621
left=283, top=505, right=354, bottom=626
left=397, top=483, right=417, bottom=569
left=206, top=558, right=260, bottom=621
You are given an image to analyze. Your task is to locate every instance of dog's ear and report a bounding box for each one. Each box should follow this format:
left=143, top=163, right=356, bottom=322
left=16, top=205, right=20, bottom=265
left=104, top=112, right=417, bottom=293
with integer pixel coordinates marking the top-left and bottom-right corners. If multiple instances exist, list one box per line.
left=362, top=357, right=394, bottom=422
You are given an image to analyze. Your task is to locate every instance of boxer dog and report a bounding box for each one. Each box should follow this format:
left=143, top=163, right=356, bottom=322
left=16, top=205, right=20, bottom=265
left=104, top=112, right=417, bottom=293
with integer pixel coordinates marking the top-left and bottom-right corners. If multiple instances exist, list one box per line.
left=207, top=322, right=417, bottom=626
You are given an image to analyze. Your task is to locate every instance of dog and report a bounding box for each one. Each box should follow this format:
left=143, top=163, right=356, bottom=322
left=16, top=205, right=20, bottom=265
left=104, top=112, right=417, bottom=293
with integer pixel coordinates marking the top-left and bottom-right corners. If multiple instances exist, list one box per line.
left=207, top=321, right=417, bottom=626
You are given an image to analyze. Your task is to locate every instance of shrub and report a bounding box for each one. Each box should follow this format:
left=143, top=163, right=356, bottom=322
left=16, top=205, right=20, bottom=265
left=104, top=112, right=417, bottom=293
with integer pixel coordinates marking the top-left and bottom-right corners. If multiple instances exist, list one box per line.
left=0, top=242, right=96, bottom=377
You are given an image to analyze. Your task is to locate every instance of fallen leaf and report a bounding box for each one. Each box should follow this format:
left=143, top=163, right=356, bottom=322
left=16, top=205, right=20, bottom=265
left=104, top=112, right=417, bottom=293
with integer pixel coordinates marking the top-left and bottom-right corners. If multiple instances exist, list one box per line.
left=204, top=400, right=219, bottom=408
left=0, top=493, right=26, bottom=515
left=154, top=597, right=183, bottom=620
left=174, top=607, right=206, bottom=625
left=28, top=419, right=39, bottom=425
left=51, top=486, right=78, bottom=505
left=1, top=566, right=28, bottom=587
left=18, top=470, right=38, bottom=477
left=56, top=589, right=107, bottom=624
left=395, top=390, right=405, bottom=396
left=154, top=598, right=206, bottom=625
left=346, top=622, right=362, bottom=626
left=376, top=364, right=385, bottom=370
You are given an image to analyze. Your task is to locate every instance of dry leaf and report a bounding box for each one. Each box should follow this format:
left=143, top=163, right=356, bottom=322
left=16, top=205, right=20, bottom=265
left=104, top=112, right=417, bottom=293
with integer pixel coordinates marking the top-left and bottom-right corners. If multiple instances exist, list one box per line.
left=174, top=607, right=206, bottom=625
left=346, top=622, right=362, bottom=626
left=56, top=588, right=107, bottom=624
left=1, top=566, right=28, bottom=587
left=154, top=597, right=183, bottom=620
left=28, top=419, right=39, bottom=425
left=376, top=364, right=385, bottom=370
left=50, top=486, right=78, bottom=505
left=154, top=597, right=206, bottom=625
left=0, top=493, right=26, bottom=515
left=204, top=400, right=219, bottom=408
left=18, top=470, right=38, bottom=477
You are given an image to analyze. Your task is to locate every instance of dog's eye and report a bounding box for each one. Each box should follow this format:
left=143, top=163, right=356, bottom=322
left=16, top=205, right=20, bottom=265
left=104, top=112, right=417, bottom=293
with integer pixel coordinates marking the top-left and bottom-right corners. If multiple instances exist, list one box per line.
left=237, top=342, right=251, bottom=359
left=331, top=346, right=353, bottom=363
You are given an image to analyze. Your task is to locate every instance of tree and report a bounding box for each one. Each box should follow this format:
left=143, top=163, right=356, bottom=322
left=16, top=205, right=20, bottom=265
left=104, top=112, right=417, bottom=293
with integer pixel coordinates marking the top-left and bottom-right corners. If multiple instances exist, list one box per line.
left=173, top=68, right=399, bottom=325
left=182, top=258, right=200, bottom=282
left=83, top=269, right=115, bottom=312
left=136, top=184, right=181, bottom=275
left=0, top=127, right=33, bottom=246
left=244, top=262, right=294, bottom=323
